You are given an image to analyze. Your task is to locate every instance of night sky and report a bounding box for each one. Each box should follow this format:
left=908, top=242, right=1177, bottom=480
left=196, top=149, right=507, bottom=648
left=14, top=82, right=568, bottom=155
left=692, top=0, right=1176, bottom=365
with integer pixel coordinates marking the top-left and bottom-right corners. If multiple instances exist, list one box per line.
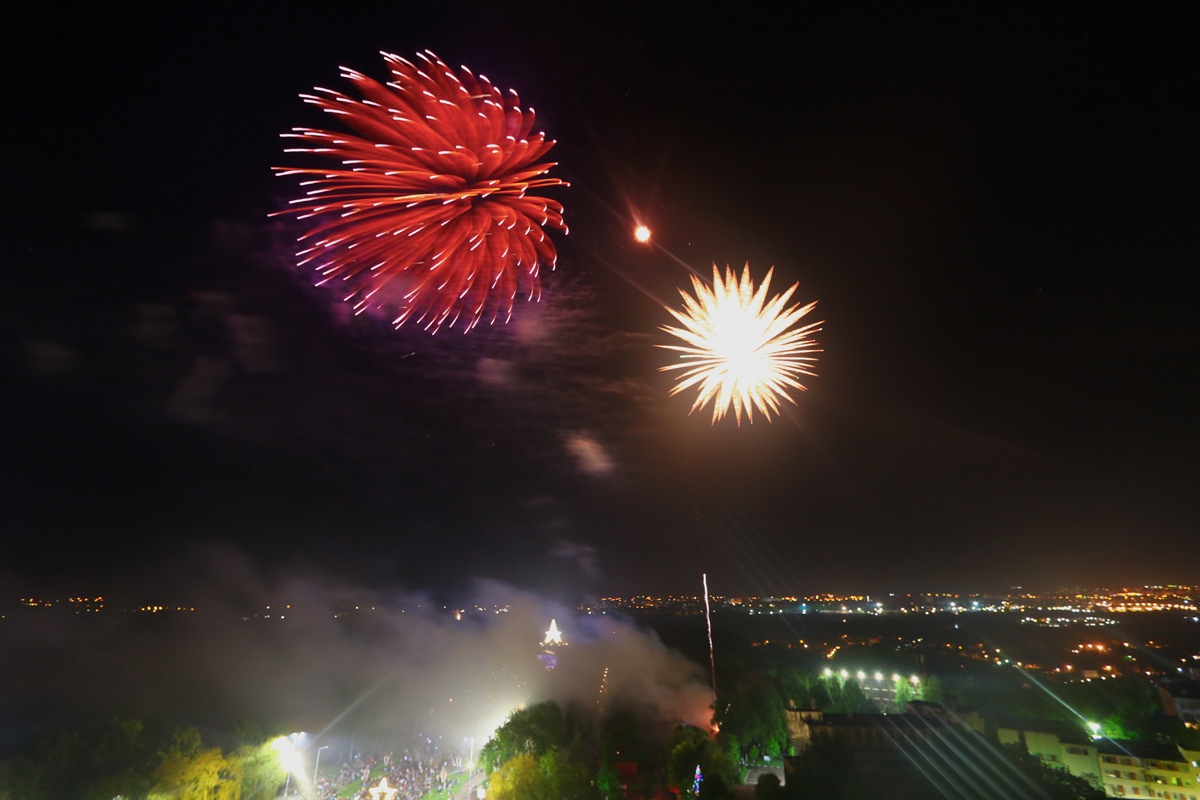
left=3, top=1, right=1197, bottom=601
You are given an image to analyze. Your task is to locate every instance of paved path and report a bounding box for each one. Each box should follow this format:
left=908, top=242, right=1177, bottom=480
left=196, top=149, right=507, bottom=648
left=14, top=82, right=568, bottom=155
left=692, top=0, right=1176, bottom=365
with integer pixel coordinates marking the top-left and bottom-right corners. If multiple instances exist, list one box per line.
left=454, top=772, right=478, bottom=800
left=741, top=764, right=785, bottom=795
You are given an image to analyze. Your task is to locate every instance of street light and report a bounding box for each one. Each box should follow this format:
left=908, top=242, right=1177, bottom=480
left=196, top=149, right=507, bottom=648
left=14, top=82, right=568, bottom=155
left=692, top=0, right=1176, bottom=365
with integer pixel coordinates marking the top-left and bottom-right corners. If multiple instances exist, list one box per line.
left=275, top=732, right=304, bottom=798
left=313, top=745, right=329, bottom=795
left=282, top=736, right=296, bottom=798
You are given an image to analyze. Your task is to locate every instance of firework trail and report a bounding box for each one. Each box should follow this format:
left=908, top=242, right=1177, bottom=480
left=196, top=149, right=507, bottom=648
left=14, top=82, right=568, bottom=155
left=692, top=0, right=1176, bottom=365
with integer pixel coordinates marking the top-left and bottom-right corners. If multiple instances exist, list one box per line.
left=659, top=264, right=822, bottom=424
left=703, top=573, right=717, bottom=705
left=274, top=51, right=567, bottom=333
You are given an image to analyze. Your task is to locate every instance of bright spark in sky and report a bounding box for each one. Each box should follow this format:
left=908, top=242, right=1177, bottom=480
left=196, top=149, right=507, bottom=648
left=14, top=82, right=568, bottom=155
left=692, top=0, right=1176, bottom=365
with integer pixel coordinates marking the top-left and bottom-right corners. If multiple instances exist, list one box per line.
left=659, top=264, right=822, bottom=425
left=634, top=224, right=652, bottom=243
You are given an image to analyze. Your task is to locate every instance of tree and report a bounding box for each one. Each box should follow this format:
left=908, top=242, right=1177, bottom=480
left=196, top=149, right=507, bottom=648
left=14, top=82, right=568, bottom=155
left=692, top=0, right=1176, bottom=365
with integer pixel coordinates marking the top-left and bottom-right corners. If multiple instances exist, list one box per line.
left=777, top=671, right=812, bottom=710
left=667, top=725, right=735, bottom=797
left=748, top=684, right=788, bottom=758
left=835, top=680, right=875, bottom=714
left=149, top=746, right=236, bottom=800
left=0, top=753, right=44, bottom=800
left=595, top=759, right=621, bottom=800
left=485, top=750, right=597, bottom=800
left=538, top=749, right=596, bottom=800
left=754, top=772, right=783, bottom=800
left=232, top=742, right=286, bottom=800
left=479, top=701, right=567, bottom=774
left=1057, top=676, right=1160, bottom=741
left=486, top=752, right=544, bottom=800
left=922, top=675, right=944, bottom=704
left=718, top=682, right=790, bottom=764
left=808, top=681, right=832, bottom=711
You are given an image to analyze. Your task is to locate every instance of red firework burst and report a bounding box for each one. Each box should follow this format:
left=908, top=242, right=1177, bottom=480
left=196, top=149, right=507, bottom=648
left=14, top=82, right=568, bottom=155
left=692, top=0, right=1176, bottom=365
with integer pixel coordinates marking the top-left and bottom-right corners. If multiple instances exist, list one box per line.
left=273, top=51, right=568, bottom=332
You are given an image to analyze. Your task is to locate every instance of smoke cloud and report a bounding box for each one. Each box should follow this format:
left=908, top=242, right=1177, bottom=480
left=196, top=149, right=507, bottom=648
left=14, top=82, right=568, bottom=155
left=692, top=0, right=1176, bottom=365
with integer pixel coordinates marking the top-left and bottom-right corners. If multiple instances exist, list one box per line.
left=0, top=547, right=711, bottom=750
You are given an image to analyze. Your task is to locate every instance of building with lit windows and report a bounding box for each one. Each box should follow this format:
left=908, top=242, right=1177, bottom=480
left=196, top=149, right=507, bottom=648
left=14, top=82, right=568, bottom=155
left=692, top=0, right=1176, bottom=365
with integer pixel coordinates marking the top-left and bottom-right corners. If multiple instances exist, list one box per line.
left=993, top=716, right=1103, bottom=788
left=1160, top=682, right=1200, bottom=728
left=784, top=699, right=1200, bottom=798
left=1096, top=741, right=1199, bottom=799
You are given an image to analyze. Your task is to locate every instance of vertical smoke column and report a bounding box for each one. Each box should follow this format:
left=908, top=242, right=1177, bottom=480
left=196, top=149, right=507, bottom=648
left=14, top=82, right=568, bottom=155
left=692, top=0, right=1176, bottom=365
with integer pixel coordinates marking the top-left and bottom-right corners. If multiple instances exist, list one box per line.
left=703, top=573, right=717, bottom=705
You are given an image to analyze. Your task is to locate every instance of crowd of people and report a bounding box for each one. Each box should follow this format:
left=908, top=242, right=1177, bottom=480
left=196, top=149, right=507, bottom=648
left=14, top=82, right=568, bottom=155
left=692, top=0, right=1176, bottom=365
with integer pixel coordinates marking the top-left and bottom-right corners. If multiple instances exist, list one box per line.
left=307, top=745, right=468, bottom=800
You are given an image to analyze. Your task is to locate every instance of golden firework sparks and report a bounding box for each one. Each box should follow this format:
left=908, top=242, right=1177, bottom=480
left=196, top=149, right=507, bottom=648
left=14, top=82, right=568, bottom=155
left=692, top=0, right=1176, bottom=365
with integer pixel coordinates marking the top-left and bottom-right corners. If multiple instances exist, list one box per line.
left=659, top=264, right=822, bottom=424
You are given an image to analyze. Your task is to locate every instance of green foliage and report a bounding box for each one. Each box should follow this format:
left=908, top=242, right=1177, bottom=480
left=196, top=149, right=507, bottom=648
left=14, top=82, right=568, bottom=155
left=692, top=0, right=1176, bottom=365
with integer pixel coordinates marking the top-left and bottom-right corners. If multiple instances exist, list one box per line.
left=150, top=746, right=238, bottom=800
left=0, top=753, right=43, bottom=800
left=232, top=743, right=287, bottom=800
left=667, top=725, right=735, bottom=796
left=483, top=752, right=541, bottom=800
left=541, top=749, right=597, bottom=799
left=230, top=718, right=267, bottom=747
left=170, top=726, right=205, bottom=758
left=479, top=700, right=566, bottom=775
left=804, top=677, right=877, bottom=714
left=717, top=681, right=790, bottom=763
left=808, top=681, right=831, bottom=710
left=1049, top=676, right=1161, bottom=742
left=833, top=679, right=875, bottom=714
left=595, top=760, right=622, bottom=800
left=777, top=671, right=811, bottom=711
left=0, top=718, right=286, bottom=800
left=922, top=674, right=944, bottom=704
left=0, top=717, right=165, bottom=800
left=485, top=750, right=597, bottom=800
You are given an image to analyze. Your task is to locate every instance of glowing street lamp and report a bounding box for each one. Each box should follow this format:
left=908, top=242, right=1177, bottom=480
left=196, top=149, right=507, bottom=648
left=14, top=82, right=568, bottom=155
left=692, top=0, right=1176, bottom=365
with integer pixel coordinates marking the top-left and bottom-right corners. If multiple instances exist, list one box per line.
left=313, top=745, right=329, bottom=792
left=272, top=732, right=304, bottom=798
left=282, top=738, right=295, bottom=798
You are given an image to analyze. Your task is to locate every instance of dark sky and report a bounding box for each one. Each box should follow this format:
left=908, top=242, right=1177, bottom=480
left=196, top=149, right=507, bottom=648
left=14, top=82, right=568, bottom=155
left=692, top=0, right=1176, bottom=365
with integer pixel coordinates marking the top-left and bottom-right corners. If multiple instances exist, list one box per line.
left=3, top=1, right=1197, bottom=601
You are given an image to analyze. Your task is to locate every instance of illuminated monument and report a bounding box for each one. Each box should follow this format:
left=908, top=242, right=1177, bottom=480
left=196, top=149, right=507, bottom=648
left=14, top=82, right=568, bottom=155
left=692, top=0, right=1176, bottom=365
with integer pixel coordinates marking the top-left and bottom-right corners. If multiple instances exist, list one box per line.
left=540, top=619, right=565, bottom=669
left=368, top=776, right=398, bottom=800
